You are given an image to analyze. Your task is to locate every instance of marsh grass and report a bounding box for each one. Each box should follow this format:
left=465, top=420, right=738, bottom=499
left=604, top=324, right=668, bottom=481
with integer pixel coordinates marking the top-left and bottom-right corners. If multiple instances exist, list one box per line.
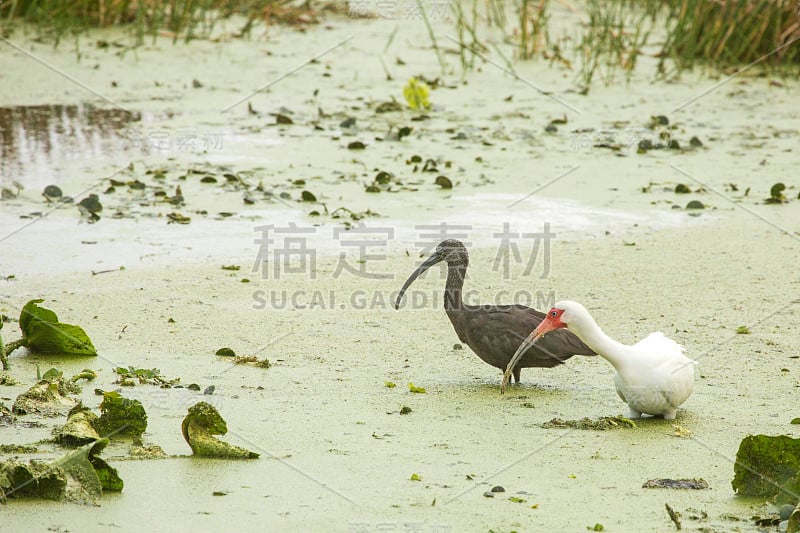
left=452, top=0, right=800, bottom=86
left=576, top=0, right=661, bottom=89
left=660, top=0, right=800, bottom=72
left=0, top=0, right=304, bottom=45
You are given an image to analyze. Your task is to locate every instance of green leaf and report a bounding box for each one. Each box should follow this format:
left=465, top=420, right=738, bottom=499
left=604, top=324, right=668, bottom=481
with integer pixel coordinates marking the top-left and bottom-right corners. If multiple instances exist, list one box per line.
left=181, top=402, right=258, bottom=459
left=410, top=473, right=421, bottom=481
left=95, top=391, right=147, bottom=437
left=736, top=326, right=751, bottom=334
left=19, top=299, right=97, bottom=355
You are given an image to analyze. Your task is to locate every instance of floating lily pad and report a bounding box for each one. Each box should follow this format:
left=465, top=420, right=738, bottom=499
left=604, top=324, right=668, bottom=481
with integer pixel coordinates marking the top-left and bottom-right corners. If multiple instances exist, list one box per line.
left=221, top=265, right=240, bottom=271
left=736, top=326, right=751, bottom=334
left=181, top=402, right=258, bottom=459
left=650, top=115, right=669, bottom=127
left=16, top=299, right=97, bottom=356
left=301, top=190, right=317, bottom=202
left=274, top=113, right=293, bottom=125
left=215, top=347, right=236, bottom=357
left=200, top=176, right=218, bottom=184
left=686, top=200, right=705, bottom=209
left=78, top=194, right=102, bottom=213
left=689, top=136, right=703, bottom=147
left=347, top=141, right=366, bottom=150
left=434, top=176, right=452, bottom=189
left=95, top=391, right=147, bottom=438
left=766, top=182, right=788, bottom=204
left=675, top=184, right=691, bottom=194
left=643, top=478, right=708, bottom=489
left=42, top=185, right=63, bottom=202
left=732, top=434, right=800, bottom=498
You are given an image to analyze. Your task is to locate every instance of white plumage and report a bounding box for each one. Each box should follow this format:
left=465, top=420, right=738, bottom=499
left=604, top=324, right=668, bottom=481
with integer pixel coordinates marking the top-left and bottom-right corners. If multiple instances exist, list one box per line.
left=504, top=300, right=696, bottom=419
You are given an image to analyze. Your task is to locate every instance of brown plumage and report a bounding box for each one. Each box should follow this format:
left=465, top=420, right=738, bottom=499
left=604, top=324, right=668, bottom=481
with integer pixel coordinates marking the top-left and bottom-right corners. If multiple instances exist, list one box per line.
left=395, top=239, right=595, bottom=384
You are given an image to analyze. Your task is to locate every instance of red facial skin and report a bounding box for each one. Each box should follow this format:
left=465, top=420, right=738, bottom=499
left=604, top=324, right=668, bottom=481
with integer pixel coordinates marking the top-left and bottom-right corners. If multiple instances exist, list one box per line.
left=531, top=307, right=567, bottom=339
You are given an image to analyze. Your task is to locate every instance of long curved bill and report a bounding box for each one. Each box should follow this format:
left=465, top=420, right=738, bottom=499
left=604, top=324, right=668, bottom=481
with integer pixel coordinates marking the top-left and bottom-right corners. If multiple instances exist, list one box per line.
left=394, top=251, right=443, bottom=310
left=500, top=318, right=559, bottom=394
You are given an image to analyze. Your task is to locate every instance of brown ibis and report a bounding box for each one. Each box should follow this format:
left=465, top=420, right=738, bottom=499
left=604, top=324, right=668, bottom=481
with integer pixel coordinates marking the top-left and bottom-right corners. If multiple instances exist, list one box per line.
left=503, top=300, right=696, bottom=418
left=394, top=239, right=595, bottom=385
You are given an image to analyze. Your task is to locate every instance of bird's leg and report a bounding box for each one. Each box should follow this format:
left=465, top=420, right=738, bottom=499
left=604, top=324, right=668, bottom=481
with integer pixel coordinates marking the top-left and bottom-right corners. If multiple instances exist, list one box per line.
left=662, top=409, right=677, bottom=420
left=513, top=367, right=521, bottom=384
left=628, top=407, right=642, bottom=419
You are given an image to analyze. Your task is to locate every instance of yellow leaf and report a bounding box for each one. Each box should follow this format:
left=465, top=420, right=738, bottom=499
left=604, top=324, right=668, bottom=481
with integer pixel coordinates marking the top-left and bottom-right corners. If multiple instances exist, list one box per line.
left=403, top=78, right=431, bottom=110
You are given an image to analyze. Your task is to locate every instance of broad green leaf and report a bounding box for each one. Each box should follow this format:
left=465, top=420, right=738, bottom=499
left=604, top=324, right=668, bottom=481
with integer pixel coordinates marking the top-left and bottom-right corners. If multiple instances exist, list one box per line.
left=19, top=299, right=96, bottom=355
left=181, top=402, right=258, bottom=459
left=95, top=391, right=147, bottom=437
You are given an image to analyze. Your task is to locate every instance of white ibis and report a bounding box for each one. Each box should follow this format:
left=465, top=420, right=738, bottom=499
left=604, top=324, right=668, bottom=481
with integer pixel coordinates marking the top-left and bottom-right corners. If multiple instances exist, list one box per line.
left=502, top=300, right=695, bottom=419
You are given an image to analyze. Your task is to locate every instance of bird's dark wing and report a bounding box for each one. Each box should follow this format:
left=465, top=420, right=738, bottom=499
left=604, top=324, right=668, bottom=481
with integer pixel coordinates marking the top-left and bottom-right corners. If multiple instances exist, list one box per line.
left=453, top=305, right=594, bottom=370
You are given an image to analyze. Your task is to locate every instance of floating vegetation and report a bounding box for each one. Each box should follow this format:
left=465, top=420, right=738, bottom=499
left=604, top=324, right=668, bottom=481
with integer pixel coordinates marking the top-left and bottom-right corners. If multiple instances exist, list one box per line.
left=732, top=435, right=800, bottom=500
left=181, top=402, right=258, bottom=459
left=4, top=300, right=97, bottom=363
left=12, top=371, right=79, bottom=416
left=215, top=347, right=236, bottom=357
left=94, top=391, right=147, bottom=438
left=766, top=183, right=789, bottom=204
left=409, top=473, right=422, bottom=481
left=402, top=77, right=431, bottom=110
left=541, top=416, right=637, bottom=430
left=408, top=383, right=426, bottom=394
left=736, top=326, right=751, bottom=334
left=642, top=478, right=709, bottom=490
left=384, top=381, right=396, bottom=388
left=434, top=176, right=453, bottom=189
left=231, top=356, right=271, bottom=368
left=114, top=366, right=179, bottom=387
left=56, top=404, right=101, bottom=447
left=0, top=439, right=121, bottom=502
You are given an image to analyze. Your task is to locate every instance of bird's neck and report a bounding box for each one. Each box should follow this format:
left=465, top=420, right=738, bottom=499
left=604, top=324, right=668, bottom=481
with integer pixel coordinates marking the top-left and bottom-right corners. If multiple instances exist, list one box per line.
left=443, top=261, right=467, bottom=310
left=571, top=318, right=629, bottom=371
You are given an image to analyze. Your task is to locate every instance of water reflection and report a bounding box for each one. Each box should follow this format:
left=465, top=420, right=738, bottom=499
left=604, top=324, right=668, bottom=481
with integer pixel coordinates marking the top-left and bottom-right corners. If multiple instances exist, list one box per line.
left=0, top=104, right=141, bottom=183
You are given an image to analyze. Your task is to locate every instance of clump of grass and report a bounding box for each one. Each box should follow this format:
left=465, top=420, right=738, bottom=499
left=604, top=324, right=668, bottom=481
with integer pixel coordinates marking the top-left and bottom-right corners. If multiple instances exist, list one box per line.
left=576, top=0, right=661, bottom=89
left=660, top=0, right=800, bottom=72
left=518, top=0, right=550, bottom=60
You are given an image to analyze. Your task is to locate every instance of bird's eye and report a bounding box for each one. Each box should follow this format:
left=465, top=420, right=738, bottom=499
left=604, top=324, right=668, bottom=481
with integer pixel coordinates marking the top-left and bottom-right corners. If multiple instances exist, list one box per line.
left=550, top=310, right=557, bottom=317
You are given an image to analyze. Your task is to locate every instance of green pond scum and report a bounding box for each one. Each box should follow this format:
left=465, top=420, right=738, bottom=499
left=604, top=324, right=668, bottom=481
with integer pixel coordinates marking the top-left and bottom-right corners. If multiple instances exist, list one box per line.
left=181, top=402, right=259, bottom=459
